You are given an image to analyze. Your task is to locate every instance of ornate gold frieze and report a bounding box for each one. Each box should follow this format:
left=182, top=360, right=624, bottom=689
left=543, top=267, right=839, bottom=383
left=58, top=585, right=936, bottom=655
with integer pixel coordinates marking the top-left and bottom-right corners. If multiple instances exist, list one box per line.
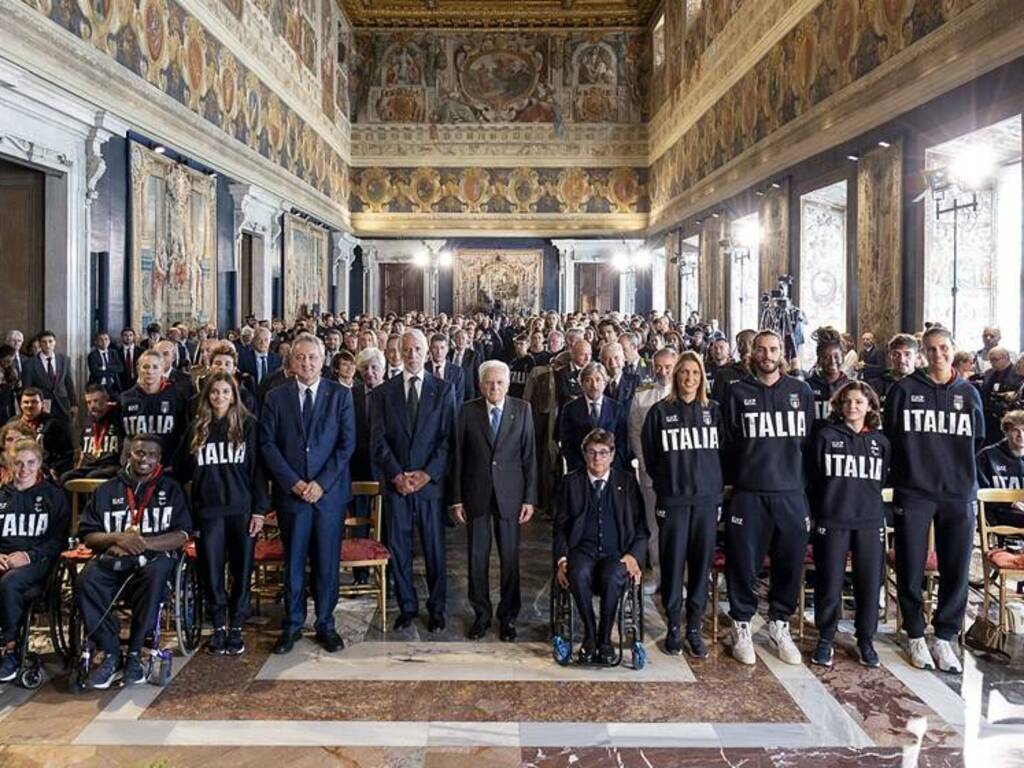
left=338, top=0, right=660, bottom=29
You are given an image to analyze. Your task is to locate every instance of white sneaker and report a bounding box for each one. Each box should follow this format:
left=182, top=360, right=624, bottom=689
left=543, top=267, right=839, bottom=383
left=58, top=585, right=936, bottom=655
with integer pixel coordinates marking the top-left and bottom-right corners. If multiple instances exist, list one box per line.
left=908, top=636, right=935, bottom=670
left=767, top=619, right=802, bottom=665
left=730, top=621, right=756, bottom=665
left=933, top=639, right=963, bottom=674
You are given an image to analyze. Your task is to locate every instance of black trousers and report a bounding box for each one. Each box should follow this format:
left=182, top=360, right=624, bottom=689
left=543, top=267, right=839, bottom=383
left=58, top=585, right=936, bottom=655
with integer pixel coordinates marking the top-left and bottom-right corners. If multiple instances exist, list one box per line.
left=76, top=554, right=177, bottom=655
left=812, top=524, right=885, bottom=642
left=0, top=560, right=51, bottom=644
left=386, top=494, right=447, bottom=616
left=467, top=504, right=521, bottom=623
left=725, top=491, right=810, bottom=622
left=893, top=498, right=974, bottom=640
left=657, top=504, right=717, bottom=630
left=196, top=513, right=254, bottom=628
left=567, top=551, right=627, bottom=646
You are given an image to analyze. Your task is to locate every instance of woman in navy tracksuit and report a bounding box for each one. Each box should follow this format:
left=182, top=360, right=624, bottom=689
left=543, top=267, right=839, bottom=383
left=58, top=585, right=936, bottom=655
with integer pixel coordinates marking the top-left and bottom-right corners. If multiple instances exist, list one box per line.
left=809, top=381, right=889, bottom=668
left=641, top=350, right=722, bottom=659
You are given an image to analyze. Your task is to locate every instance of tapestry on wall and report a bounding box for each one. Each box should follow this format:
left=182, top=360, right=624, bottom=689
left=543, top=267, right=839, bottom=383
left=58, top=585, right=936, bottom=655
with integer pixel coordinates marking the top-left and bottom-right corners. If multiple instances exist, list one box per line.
left=283, top=213, right=329, bottom=323
left=453, top=250, right=543, bottom=316
left=130, top=142, right=217, bottom=332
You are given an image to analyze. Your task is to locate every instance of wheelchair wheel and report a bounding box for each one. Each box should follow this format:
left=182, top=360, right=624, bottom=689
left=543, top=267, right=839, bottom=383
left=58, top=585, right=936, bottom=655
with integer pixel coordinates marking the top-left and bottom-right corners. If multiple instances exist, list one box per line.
left=48, top=559, right=79, bottom=662
left=19, top=654, right=44, bottom=689
left=174, top=555, right=203, bottom=655
left=552, top=635, right=572, bottom=666
left=632, top=641, right=647, bottom=671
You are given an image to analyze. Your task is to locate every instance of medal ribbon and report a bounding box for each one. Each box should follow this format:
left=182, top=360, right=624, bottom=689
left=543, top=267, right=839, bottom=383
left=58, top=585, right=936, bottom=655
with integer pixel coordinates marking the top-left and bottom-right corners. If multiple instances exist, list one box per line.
left=125, top=466, right=163, bottom=528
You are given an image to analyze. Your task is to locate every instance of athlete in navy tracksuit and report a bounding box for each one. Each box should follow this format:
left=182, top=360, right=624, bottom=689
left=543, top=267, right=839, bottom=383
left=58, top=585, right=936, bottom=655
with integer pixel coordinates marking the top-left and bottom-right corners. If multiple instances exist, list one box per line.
left=722, top=330, right=814, bottom=666
left=809, top=381, right=889, bottom=668
left=641, top=350, right=722, bottom=658
left=805, top=328, right=849, bottom=429
left=977, top=410, right=1024, bottom=528
left=883, top=327, right=983, bottom=672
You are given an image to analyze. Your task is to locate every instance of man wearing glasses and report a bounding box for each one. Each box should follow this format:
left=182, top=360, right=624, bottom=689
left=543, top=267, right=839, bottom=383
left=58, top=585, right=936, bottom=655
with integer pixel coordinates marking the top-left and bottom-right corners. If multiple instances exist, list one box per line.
left=554, top=428, right=647, bottom=665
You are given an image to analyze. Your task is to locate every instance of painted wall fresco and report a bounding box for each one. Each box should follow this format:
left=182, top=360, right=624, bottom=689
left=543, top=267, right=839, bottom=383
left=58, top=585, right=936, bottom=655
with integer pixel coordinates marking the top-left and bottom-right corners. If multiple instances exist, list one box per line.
left=349, top=30, right=648, bottom=124
left=649, top=0, right=982, bottom=215
left=21, top=0, right=348, bottom=206
left=350, top=166, right=647, bottom=215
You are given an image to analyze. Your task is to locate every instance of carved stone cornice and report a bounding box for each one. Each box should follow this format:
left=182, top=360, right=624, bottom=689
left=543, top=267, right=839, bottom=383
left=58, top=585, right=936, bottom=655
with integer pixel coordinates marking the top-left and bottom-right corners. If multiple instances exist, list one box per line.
left=0, top=132, right=72, bottom=168
left=338, top=0, right=660, bottom=29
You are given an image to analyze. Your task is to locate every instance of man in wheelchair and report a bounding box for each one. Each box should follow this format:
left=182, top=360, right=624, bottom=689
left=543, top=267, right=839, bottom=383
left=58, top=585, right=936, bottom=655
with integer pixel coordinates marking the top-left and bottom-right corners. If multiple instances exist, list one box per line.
left=76, top=434, right=191, bottom=689
left=0, top=439, right=69, bottom=681
left=554, top=428, right=647, bottom=664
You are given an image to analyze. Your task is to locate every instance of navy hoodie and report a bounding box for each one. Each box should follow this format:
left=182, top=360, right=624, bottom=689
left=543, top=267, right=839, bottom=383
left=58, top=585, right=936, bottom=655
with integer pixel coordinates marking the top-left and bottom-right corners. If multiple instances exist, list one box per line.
left=809, top=423, right=890, bottom=529
left=119, top=383, right=191, bottom=473
left=185, top=415, right=269, bottom=519
left=978, top=439, right=1024, bottom=491
left=883, top=369, right=984, bottom=503
left=641, top=397, right=723, bottom=507
left=78, top=469, right=192, bottom=548
left=723, top=373, right=815, bottom=493
left=806, top=372, right=849, bottom=427
left=0, top=479, right=70, bottom=564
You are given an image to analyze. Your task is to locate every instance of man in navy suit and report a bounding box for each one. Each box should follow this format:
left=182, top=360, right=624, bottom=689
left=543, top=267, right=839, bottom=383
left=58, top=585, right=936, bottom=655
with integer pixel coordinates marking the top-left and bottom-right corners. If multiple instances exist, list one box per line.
left=426, top=333, right=464, bottom=406
left=21, top=330, right=77, bottom=422
left=86, top=331, right=123, bottom=394
left=558, top=362, right=628, bottom=473
left=449, top=329, right=480, bottom=401
left=370, top=329, right=454, bottom=633
left=116, top=328, right=140, bottom=392
left=260, top=332, right=355, bottom=655
left=240, top=327, right=282, bottom=389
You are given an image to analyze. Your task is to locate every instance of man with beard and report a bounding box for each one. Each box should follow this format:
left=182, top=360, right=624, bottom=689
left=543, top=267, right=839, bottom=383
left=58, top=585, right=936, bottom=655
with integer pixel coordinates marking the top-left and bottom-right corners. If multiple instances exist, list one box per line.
left=868, top=334, right=918, bottom=409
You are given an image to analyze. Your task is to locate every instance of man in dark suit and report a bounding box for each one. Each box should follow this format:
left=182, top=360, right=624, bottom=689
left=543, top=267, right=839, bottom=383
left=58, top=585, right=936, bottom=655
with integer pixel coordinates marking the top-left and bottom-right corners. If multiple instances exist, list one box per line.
left=427, top=333, right=465, bottom=406
left=4, top=329, right=26, bottom=385
left=154, top=340, right=194, bottom=399
left=21, top=330, right=77, bottom=422
left=370, top=329, right=454, bottom=633
left=601, top=342, right=640, bottom=412
left=554, top=339, right=592, bottom=411
left=858, top=332, right=887, bottom=381
left=449, top=329, right=479, bottom=401
left=239, top=327, right=282, bottom=389
left=451, top=360, right=537, bottom=642
left=260, top=332, right=355, bottom=655
left=619, top=332, right=650, bottom=382
left=86, top=332, right=123, bottom=394
left=116, top=328, right=140, bottom=391
left=558, top=362, right=627, bottom=473
left=554, top=428, right=647, bottom=664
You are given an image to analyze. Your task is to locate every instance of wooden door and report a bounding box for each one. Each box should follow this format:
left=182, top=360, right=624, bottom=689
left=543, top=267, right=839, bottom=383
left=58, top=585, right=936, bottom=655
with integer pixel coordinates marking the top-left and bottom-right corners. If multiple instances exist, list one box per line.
left=380, top=263, right=423, bottom=314
left=0, top=158, right=45, bottom=337
left=575, top=262, right=620, bottom=313
left=240, top=232, right=255, bottom=320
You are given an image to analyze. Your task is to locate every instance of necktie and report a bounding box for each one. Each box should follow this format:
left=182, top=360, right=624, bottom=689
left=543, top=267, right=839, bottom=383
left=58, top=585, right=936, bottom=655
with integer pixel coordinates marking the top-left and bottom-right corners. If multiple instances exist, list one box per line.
left=434, top=363, right=443, bottom=380
left=46, top=357, right=55, bottom=383
left=589, top=401, right=600, bottom=422
left=490, top=406, right=501, bottom=439
left=100, top=351, right=107, bottom=370
left=592, top=478, right=606, bottom=508
left=407, top=376, right=420, bottom=425
left=126, top=347, right=132, bottom=372
left=258, top=355, right=266, bottom=384
left=609, top=379, right=618, bottom=398
left=302, top=386, right=314, bottom=435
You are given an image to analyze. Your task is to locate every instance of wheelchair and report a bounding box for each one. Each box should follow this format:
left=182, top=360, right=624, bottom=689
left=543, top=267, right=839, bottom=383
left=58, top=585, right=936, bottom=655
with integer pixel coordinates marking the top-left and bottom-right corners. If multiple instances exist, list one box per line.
left=549, top=571, right=647, bottom=670
left=3, top=585, right=50, bottom=690
left=49, top=540, right=203, bottom=690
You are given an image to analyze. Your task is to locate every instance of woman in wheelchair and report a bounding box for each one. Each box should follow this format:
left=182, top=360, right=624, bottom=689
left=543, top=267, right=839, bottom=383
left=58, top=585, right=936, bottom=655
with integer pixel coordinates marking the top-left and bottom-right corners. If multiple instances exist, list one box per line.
left=186, top=373, right=267, bottom=656
left=76, top=433, right=192, bottom=689
left=0, top=440, right=69, bottom=681
left=554, top=428, right=647, bottom=665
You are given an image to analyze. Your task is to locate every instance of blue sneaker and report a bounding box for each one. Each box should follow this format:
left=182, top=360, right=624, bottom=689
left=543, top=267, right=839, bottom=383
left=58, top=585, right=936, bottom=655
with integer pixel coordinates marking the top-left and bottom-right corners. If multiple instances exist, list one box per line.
left=858, top=639, right=881, bottom=668
left=87, top=651, right=123, bottom=689
left=0, top=651, right=21, bottom=682
left=811, top=639, right=834, bottom=667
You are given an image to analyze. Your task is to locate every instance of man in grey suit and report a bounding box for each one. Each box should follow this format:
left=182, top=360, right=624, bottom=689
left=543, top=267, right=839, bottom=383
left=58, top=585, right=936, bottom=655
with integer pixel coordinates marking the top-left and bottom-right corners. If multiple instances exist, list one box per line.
left=21, top=330, right=77, bottom=422
left=451, top=360, right=537, bottom=642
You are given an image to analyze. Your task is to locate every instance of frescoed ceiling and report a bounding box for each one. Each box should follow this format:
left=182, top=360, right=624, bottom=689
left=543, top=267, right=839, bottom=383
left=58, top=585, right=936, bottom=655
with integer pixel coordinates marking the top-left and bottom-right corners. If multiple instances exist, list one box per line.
left=338, top=0, right=661, bottom=29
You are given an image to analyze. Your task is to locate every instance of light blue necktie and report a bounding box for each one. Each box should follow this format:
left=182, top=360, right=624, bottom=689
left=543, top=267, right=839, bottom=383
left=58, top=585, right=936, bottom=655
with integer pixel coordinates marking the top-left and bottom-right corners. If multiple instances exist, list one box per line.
left=490, top=406, right=501, bottom=439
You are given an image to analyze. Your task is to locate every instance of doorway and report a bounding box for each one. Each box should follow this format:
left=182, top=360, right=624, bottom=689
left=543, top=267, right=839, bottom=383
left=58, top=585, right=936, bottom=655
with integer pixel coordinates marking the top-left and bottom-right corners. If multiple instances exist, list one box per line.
left=0, top=157, right=45, bottom=338
left=575, top=262, right=619, bottom=313
left=380, top=263, right=424, bottom=314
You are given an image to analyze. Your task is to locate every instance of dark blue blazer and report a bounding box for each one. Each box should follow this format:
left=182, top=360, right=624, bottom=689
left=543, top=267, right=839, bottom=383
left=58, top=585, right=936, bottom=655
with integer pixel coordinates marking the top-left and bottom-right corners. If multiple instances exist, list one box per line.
left=87, top=348, right=124, bottom=392
left=370, top=372, right=454, bottom=502
left=259, top=378, right=356, bottom=514
left=557, top=395, right=628, bottom=473
left=427, top=361, right=465, bottom=407
left=239, top=348, right=282, bottom=385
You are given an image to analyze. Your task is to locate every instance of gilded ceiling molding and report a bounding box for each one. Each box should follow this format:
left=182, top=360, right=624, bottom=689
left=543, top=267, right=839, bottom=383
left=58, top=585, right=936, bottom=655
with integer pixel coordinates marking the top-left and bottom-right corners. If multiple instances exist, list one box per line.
left=648, top=0, right=1024, bottom=232
left=350, top=212, right=649, bottom=238
left=648, top=0, right=823, bottom=162
left=338, top=0, right=660, bottom=29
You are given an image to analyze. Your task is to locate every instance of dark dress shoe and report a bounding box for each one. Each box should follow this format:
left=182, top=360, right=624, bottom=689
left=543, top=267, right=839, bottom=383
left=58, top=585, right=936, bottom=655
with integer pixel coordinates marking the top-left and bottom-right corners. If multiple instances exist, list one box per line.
left=663, top=626, right=683, bottom=656
left=315, top=629, right=345, bottom=653
left=428, top=614, right=446, bottom=633
left=272, top=629, right=302, bottom=655
left=467, top=616, right=491, bottom=640
left=596, top=643, right=617, bottom=665
left=499, top=621, right=517, bottom=642
left=393, top=613, right=416, bottom=631
left=577, top=638, right=596, bottom=664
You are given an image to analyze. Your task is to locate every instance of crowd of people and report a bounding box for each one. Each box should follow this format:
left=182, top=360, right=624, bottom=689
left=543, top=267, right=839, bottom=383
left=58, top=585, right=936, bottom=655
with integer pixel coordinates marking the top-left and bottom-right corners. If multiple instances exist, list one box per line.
left=0, top=309, right=1020, bottom=687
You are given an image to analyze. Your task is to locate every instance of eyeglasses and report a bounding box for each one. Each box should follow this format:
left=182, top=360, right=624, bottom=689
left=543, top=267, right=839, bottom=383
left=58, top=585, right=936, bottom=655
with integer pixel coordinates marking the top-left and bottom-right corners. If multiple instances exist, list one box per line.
left=584, top=448, right=613, bottom=459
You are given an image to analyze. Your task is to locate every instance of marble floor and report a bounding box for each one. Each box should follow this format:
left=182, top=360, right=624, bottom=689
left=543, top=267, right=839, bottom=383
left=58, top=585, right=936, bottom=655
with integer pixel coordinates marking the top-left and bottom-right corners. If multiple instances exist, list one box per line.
left=0, top=516, right=1022, bottom=767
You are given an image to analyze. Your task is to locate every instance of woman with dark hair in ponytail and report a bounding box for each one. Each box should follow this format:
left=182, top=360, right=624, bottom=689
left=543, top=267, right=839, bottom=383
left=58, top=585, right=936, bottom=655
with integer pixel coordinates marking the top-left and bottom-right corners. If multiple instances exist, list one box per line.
left=187, top=372, right=268, bottom=656
left=806, top=327, right=850, bottom=429
left=809, top=380, right=889, bottom=668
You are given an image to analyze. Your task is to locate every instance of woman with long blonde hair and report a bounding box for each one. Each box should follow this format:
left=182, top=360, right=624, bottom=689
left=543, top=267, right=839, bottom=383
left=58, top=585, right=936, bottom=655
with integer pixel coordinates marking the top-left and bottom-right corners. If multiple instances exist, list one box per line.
left=640, top=350, right=722, bottom=659
left=187, top=372, right=268, bottom=657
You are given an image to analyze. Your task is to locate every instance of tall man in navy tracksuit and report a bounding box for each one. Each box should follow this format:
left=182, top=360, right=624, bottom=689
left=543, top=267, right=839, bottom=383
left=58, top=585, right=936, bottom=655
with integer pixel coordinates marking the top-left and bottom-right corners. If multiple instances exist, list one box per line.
left=883, top=326, right=983, bottom=673
left=722, top=330, right=814, bottom=666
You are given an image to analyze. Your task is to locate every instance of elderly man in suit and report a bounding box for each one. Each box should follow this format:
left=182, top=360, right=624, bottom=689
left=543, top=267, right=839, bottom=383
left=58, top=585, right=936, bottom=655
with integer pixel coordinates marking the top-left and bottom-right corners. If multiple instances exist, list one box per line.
left=558, top=362, right=628, bottom=474
left=261, top=332, right=355, bottom=655
left=21, top=330, right=77, bottom=422
left=451, top=360, right=537, bottom=642
left=554, top=338, right=592, bottom=411
left=554, top=428, right=647, bottom=664
left=371, top=328, right=455, bottom=633
left=240, top=327, right=282, bottom=389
